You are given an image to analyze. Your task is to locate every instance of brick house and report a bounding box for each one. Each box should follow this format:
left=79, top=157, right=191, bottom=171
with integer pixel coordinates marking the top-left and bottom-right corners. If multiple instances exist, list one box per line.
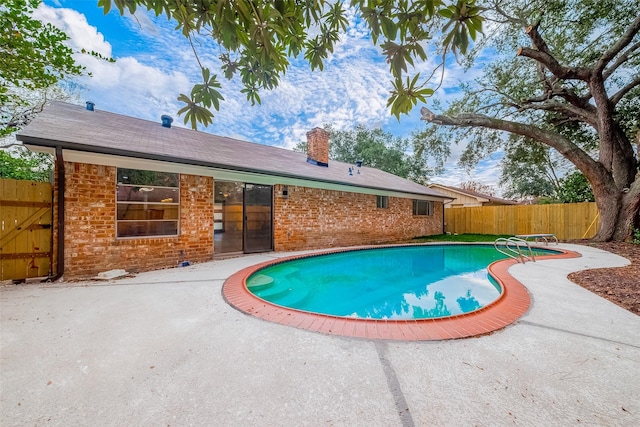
left=17, top=102, right=450, bottom=279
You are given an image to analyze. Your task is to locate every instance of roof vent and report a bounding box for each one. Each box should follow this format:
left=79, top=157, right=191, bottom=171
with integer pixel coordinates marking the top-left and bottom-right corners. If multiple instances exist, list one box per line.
left=161, top=115, right=173, bottom=128
left=86, top=101, right=95, bottom=111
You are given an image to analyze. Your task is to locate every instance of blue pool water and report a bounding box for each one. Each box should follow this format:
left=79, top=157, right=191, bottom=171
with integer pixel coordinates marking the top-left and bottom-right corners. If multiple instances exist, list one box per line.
left=247, top=245, right=556, bottom=320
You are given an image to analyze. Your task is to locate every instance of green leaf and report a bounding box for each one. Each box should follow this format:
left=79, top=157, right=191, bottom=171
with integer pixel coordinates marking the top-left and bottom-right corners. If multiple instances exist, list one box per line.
left=177, top=93, right=214, bottom=130
left=438, top=9, right=454, bottom=19
left=381, top=16, right=397, bottom=40
left=98, top=0, right=111, bottom=15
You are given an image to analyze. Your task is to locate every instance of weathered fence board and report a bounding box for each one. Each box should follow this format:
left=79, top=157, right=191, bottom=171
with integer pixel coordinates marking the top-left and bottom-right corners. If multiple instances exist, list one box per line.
left=1, top=179, right=53, bottom=281
left=444, top=202, right=599, bottom=240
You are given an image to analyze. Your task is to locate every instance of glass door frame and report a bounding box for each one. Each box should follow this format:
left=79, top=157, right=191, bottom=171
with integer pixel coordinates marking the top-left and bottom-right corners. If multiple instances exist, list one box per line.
left=213, top=180, right=273, bottom=255
left=242, top=183, right=274, bottom=254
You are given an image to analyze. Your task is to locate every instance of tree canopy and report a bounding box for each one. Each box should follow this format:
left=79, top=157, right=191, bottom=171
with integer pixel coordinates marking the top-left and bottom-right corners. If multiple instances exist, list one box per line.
left=1, top=0, right=85, bottom=137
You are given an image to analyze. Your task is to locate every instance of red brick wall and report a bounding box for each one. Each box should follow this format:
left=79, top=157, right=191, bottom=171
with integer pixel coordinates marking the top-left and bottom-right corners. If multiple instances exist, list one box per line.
left=60, top=162, right=213, bottom=279
left=273, top=184, right=442, bottom=251
left=56, top=162, right=440, bottom=278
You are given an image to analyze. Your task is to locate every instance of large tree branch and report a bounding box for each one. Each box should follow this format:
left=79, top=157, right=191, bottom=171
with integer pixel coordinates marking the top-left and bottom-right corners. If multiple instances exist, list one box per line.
left=596, top=15, right=640, bottom=73
left=518, top=24, right=591, bottom=81
left=603, top=41, right=640, bottom=80
left=611, top=74, right=640, bottom=106
left=517, top=46, right=591, bottom=81
left=519, top=100, right=597, bottom=127
left=522, top=82, right=596, bottom=117
left=420, top=107, right=612, bottom=186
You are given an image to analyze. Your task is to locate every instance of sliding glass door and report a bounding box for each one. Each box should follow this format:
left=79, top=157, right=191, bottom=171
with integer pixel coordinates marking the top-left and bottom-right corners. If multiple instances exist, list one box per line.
left=214, top=181, right=272, bottom=254
left=214, top=181, right=244, bottom=254
left=244, top=184, right=273, bottom=253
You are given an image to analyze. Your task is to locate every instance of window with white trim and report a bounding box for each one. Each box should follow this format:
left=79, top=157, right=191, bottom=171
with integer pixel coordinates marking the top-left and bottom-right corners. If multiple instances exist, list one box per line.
left=376, top=195, right=388, bottom=209
left=412, top=199, right=434, bottom=216
left=116, top=168, right=180, bottom=238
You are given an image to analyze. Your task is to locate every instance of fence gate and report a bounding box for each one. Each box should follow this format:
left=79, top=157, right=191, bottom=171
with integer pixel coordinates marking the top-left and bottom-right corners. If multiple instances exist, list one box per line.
left=1, top=179, right=53, bottom=281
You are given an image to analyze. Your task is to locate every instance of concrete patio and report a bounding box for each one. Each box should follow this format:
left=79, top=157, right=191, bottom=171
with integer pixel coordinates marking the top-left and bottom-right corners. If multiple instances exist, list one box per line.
left=1, top=244, right=639, bottom=426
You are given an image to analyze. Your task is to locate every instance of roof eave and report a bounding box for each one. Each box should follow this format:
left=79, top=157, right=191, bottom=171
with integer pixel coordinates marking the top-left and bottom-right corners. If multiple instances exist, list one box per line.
left=19, top=135, right=449, bottom=201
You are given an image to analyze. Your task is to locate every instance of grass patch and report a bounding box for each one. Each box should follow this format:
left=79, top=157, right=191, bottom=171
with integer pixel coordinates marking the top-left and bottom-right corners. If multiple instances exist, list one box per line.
left=412, top=233, right=512, bottom=243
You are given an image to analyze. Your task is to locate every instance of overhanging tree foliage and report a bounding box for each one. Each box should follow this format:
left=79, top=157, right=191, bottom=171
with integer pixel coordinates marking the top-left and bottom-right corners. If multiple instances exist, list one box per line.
left=420, top=0, right=640, bottom=241
left=100, top=0, right=483, bottom=127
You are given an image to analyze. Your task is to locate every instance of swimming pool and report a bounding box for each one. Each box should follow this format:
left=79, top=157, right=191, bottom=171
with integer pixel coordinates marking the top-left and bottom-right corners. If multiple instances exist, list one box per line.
left=223, top=243, right=576, bottom=340
left=246, top=245, right=558, bottom=320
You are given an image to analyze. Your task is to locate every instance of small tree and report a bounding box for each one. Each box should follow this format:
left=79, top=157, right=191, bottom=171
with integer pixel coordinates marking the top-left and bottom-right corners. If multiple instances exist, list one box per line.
left=499, top=139, right=563, bottom=201
left=555, top=171, right=594, bottom=204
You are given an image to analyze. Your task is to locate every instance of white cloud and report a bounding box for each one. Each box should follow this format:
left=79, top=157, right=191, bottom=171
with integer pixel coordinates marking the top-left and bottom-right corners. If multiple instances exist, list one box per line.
left=34, top=5, right=112, bottom=57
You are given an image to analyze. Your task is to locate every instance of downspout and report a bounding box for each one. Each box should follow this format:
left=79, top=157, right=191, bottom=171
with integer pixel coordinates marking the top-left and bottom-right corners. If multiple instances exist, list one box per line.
left=49, top=146, right=65, bottom=281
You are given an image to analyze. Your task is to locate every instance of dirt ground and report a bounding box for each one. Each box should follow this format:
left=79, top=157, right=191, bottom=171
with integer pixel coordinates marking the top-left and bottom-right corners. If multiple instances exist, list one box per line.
left=568, top=241, right=640, bottom=316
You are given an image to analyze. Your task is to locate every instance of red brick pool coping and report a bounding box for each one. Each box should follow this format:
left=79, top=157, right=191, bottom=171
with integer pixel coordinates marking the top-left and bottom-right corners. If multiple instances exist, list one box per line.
left=222, top=244, right=581, bottom=341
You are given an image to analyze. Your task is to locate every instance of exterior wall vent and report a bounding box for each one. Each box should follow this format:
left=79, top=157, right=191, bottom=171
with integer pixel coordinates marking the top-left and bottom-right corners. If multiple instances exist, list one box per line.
left=161, top=115, right=173, bottom=128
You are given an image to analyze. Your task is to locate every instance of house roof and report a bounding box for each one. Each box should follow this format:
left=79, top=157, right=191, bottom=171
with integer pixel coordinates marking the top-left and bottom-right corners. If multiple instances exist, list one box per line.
left=17, top=102, right=449, bottom=200
left=427, top=183, right=517, bottom=205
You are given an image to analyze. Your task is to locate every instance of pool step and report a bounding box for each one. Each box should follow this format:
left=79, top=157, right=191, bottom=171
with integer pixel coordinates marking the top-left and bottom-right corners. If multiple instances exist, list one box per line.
left=254, top=278, right=310, bottom=308
left=246, top=274, right=274, bottom=291
left=272, top=287, right=310, bottom=308
left=256, top=284, right=292, bottom=300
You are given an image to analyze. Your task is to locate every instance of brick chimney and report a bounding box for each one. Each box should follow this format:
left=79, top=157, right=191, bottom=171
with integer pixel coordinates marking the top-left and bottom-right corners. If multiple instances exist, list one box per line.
left=306, top=127, right=329, bottom=167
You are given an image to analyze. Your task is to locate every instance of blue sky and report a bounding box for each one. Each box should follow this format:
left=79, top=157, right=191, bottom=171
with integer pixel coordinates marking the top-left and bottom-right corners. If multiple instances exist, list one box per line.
left=36, top=0, right=503, bottom=190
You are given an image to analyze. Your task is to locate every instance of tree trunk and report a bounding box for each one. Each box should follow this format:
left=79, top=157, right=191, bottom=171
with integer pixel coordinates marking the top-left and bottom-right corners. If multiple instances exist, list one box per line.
left=593, top=180, right=640, bottom=241
left=611, top=186, right=640, bottom=241
left=593, top=190, right=620, bottom=241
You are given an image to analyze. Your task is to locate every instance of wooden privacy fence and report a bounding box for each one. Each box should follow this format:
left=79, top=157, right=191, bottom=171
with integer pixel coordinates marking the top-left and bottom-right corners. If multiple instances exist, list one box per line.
left=444, top=202, right=599, bottom=240
left=1, top=179, right=53, bottom=281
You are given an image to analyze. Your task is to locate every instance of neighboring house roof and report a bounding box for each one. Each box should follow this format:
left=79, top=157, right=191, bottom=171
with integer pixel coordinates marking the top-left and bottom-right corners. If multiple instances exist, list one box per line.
left=17, top=102, right=449, bottom=201
left=427, top=183, right=518, bottom=206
